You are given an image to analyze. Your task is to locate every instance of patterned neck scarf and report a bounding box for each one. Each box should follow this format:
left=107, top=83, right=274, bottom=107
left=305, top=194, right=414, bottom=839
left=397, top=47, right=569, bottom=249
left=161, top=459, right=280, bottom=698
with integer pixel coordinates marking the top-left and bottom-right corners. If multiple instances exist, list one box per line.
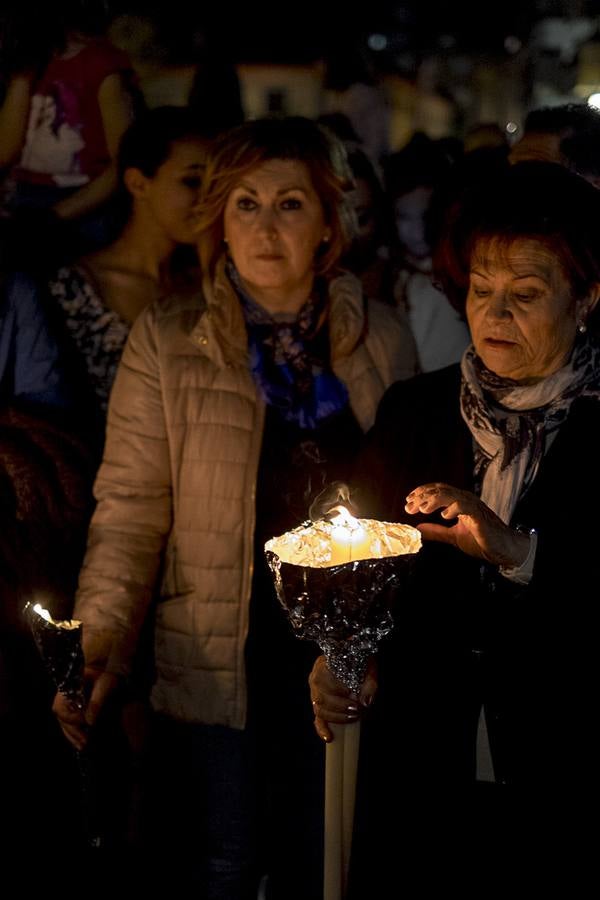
left=460, top=338, right=600, bottom=524
left=228, top=263, right=349, bottom=430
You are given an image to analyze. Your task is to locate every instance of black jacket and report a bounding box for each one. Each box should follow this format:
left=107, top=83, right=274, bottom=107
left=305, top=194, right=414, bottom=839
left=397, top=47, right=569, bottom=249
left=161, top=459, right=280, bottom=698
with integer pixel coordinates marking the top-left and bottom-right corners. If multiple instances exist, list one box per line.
left=354, top=364, right=600, bottom=788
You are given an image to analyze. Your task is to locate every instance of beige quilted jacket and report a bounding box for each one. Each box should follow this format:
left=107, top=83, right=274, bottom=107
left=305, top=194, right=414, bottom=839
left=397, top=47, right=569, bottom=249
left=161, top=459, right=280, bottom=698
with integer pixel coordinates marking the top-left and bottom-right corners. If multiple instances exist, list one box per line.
left=75, top=260, right=417, bottom=728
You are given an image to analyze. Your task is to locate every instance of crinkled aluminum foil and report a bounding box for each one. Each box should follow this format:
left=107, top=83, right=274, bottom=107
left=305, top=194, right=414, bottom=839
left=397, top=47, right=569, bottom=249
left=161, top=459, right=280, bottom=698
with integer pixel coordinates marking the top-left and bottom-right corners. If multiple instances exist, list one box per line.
left=265, top=519, right=421, bottom=693
left=23, top=602, right=84, bottom=706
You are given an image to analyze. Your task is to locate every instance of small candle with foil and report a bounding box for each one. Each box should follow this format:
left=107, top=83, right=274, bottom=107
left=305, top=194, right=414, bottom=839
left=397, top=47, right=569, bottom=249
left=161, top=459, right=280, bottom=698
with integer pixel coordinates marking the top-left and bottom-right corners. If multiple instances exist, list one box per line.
left=24, top=601, right=84, bottom=704
left=265, top=508, right=421, bottom=572
left=24, top=600, right=105, bottom=849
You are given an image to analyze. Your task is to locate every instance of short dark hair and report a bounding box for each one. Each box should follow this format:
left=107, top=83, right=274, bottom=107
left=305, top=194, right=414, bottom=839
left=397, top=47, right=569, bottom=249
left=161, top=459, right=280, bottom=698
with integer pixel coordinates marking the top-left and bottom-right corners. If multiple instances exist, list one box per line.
left=434, top=161, right=600, bottom=327
left=117, top=106, right=210, bottom=181
left=522, top=103, right=598, bottom=136
left=195, top=116, right=356, bottom=280
left=522, top=103, right=600, bottom=178
left=114, top=106, right=210, bottom=223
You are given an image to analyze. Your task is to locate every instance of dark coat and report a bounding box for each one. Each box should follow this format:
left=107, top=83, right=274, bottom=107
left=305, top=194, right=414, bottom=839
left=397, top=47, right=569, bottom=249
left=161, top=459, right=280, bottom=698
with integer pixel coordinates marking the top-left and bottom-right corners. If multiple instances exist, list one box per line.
left=349, top=364, right=600, bottom=888
left=0, top=272, right=72, bottom=408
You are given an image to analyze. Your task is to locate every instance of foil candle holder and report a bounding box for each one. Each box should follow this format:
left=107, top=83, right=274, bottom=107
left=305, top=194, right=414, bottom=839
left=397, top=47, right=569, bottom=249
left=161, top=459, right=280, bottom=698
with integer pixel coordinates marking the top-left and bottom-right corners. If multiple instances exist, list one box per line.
left=24, top=601, right=84, bottom=706
left=265, top=510, right=421, bottom=692
left=24, top=601, right=103, bottom=849
left=265, top=504, right=421, bottom=900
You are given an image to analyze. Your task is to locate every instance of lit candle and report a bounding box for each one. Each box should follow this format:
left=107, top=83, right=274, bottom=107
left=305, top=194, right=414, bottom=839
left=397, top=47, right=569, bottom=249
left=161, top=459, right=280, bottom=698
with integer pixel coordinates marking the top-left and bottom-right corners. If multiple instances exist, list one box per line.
left=33, top=602, right=53, bottom=622
left=328, top=506, right=373, bottom=566
left=31, top=601, right=81, bottom=630
left=265, top=509, right=421, bottom=570
left=265, top=501, right=421, bottom=900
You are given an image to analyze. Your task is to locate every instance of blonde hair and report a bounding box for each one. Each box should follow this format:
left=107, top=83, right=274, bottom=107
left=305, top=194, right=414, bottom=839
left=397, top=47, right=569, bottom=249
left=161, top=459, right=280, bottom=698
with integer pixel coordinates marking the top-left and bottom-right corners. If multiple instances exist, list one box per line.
left=194, top=117, right=356, bottom=280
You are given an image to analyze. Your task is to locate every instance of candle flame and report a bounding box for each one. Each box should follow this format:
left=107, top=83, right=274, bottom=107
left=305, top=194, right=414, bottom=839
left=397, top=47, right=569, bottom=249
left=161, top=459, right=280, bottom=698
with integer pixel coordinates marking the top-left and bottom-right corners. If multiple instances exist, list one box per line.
left=33, top=602, right=53, bottom=622
left=328, top=506, right=369, bottom=563
left=29, top=602, right=82, bottom=630
left=328, top=505, right=360, bottom=529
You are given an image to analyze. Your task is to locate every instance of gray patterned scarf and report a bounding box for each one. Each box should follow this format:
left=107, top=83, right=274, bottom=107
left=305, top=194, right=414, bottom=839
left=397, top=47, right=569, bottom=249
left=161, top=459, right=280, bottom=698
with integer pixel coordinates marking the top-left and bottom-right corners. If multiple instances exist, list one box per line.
left=460, top=338, right=600, bottom=524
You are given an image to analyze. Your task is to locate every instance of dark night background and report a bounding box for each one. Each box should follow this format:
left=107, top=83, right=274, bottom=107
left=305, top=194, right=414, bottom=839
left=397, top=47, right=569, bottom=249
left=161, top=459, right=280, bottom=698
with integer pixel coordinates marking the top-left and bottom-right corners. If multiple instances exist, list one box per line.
left=117, top=0, right=591, bottom=62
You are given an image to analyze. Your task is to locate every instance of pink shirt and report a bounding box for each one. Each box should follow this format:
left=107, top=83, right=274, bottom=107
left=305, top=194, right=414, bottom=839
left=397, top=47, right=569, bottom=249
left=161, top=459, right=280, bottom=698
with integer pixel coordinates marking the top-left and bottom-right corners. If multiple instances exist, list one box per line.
left=16, top=39, right=132, bottom=187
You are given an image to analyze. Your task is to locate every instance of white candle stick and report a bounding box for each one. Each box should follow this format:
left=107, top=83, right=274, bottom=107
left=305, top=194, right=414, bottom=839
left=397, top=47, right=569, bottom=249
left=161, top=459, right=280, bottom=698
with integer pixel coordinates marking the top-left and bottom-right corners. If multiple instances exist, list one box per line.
left=265, top=504, right=421, bottom=900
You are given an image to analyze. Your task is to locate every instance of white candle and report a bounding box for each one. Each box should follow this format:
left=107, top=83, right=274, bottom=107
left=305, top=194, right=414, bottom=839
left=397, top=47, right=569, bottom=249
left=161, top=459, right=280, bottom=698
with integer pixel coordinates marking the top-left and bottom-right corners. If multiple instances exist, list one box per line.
left=264, top=510, right=421, bottom=569
left=328, top=506, right=373, bottom=566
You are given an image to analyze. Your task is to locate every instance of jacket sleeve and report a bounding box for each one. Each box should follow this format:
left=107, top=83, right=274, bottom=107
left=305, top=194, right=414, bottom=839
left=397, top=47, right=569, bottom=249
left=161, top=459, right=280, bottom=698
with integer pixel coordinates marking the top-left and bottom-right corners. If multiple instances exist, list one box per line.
left=75, top=305, right=172, bottom=676
left=5, top=272, right=72, bottom=408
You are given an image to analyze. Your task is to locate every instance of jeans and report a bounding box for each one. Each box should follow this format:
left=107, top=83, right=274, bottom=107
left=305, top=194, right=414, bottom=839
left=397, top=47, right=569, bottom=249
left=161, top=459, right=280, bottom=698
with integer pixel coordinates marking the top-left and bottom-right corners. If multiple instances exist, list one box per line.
left=142, top=716, right=259, bottom=899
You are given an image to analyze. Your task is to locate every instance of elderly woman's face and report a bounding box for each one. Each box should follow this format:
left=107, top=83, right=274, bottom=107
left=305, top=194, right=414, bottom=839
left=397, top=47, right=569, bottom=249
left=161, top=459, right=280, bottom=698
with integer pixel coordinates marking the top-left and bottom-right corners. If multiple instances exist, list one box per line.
left=223, top=159, right=329, bottom=308
left=467, top=238, right=582, bottom=383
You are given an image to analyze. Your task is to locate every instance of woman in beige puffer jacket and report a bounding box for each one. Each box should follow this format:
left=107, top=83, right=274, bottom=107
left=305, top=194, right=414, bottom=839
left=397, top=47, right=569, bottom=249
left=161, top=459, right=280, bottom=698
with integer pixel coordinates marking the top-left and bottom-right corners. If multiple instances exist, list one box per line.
left=54, top=117, right=417, bottom=897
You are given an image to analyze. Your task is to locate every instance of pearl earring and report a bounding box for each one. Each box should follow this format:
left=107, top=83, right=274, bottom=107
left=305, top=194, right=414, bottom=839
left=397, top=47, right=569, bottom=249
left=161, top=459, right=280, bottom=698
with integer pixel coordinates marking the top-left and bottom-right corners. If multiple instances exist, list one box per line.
left=577, top=320, right=587, bottom=334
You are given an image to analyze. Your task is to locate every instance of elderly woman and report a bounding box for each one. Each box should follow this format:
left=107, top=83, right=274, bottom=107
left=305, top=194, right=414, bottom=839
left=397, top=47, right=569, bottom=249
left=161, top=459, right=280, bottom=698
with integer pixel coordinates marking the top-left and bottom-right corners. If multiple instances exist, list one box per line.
left=53, top=117, right=416, bottom=897
left=309, top=161, right=600, bottom=888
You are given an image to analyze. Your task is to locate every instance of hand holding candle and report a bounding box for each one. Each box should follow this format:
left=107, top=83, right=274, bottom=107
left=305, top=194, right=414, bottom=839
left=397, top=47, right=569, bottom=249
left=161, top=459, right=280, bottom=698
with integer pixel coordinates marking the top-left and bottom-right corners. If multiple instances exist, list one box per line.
left=25, top=601, right=92, bottom=748
left=265, top=483, right=421, bottom=899
left=24, top=601, right=84, bottom=706
left=309, top=654, right=377, bottom=743
left=24, top=599, right=115, bottom=848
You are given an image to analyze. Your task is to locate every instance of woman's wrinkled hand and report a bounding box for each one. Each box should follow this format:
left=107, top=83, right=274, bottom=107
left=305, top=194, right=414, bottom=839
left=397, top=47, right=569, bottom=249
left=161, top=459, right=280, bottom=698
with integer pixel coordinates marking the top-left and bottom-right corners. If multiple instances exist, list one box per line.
left=52, top=668, right=119, bottom=751
left=308, top=655, right=378, bottom=743
left=405, top=482, right=530, bottom=569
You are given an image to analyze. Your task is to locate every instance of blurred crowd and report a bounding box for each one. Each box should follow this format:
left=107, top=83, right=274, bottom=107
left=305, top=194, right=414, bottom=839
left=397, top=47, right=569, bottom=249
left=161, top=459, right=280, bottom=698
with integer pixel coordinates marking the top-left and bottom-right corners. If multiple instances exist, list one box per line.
left=2, top=1, right=600, bottom=894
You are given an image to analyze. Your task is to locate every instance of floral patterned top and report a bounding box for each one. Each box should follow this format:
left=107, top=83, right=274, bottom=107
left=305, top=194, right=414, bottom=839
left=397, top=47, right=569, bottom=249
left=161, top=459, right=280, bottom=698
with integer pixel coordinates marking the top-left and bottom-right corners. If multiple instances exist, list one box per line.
left=47, top=265, right=131, bottom=414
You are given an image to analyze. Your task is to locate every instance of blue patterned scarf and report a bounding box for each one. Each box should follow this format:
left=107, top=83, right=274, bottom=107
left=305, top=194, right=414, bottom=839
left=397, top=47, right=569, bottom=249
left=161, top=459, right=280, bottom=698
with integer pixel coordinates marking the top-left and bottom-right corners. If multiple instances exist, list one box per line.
left=228, top=263, right=349, bottom=429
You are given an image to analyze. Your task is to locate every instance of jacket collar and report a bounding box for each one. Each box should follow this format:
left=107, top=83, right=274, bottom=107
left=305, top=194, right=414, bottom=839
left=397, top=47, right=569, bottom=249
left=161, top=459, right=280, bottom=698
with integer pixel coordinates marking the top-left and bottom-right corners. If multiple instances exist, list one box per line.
left=190, top=256, right=366, bottom=367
